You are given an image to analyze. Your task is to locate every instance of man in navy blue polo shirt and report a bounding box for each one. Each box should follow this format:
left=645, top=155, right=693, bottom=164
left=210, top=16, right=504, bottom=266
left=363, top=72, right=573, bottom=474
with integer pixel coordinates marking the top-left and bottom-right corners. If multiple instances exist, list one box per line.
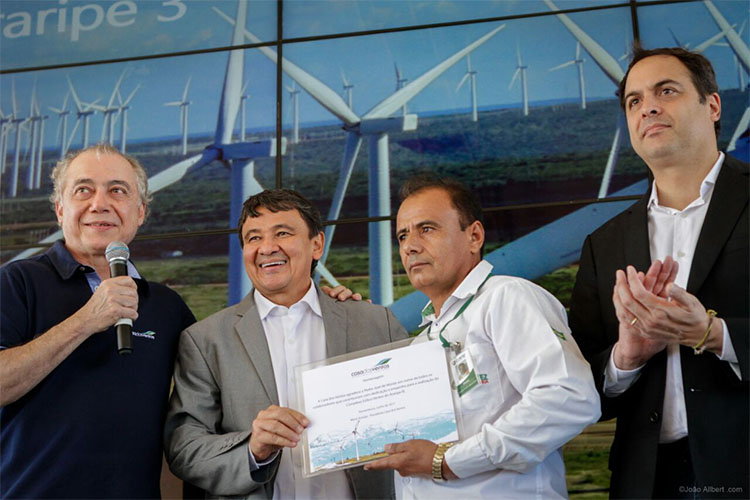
left=0, top=144, right=195, bottom=498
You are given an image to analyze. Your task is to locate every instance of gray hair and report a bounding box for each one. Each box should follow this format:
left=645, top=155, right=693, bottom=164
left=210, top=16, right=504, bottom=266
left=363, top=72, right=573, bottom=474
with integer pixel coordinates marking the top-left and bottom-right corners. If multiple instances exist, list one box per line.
left=49, top=143, right=152, bottom=214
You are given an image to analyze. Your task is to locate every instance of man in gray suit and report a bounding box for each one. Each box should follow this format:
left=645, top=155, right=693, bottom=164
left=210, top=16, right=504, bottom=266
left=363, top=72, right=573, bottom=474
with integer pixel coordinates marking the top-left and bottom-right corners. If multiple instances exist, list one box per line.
left=165, top=189, right=407, bottom=498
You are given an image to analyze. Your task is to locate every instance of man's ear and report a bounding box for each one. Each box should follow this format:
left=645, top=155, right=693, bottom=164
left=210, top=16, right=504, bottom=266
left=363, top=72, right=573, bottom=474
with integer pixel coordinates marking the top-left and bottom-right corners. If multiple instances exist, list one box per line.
left=311, top=231, right=324, bottom=260
left=467, top=220, right=485, bottom=255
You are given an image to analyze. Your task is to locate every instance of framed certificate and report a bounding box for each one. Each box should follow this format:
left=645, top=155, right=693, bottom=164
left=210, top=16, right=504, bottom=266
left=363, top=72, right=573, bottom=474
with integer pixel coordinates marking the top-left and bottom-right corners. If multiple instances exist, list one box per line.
left=293, top=337, right=458, bottom=477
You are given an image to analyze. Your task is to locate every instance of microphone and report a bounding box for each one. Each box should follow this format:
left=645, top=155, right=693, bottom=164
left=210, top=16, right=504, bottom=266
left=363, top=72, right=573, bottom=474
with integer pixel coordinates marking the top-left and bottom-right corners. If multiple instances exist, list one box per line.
left=105, top=241, right=133, bottom=356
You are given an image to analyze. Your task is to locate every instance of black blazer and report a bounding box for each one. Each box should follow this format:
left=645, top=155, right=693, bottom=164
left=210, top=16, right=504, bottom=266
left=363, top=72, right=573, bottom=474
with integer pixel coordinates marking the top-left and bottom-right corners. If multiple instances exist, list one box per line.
left=569, top=155, right=749, bottom=499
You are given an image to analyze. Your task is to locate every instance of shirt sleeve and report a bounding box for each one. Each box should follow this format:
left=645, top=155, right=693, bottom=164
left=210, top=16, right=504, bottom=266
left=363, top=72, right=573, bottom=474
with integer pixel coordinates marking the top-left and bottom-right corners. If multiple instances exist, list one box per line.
left=444, top=280, right=601, bottom=478
left=603, top=347, right=644, bottom=396
left=716, top=319, right=741, bottom=379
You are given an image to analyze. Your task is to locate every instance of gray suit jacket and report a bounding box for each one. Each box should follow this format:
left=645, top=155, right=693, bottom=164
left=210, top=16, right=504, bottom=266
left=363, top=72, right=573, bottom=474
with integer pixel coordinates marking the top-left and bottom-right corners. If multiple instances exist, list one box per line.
left=164, top=286, right=408, bottom=499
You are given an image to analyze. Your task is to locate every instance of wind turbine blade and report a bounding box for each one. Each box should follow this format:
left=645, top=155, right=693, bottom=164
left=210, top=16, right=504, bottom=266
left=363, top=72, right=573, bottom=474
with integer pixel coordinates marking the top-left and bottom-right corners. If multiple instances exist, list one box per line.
left=467, top=54, right=473, bottom=72
left=164, top=101, right=182, bottom=107
left=182, top=76, right=192, bottom=102
left=320, top=132, right=363, bottom=266
left=108, top=70, right=127, bottom=108
left=123, top=84, right=140, bottom=106
left=693, top=26, right=734, bottom=53
left=544, top=0, right=624, bottom=85
left=394, top=62, right=402, bottom=82
left=213, top=1, right=247, bottom=145
left=67, top=119, right=81, bottom=149
left=364, top=23, right=505, bottom=119
left=340, top=68, right=350, bottom=87
left=516, top=44, right=522, bottom=66
left=549, top=60, right=576, bottom=71
left=213, top=6, right=361, bottom=127
left=509, top=68, right=520, bottom=89
left=148, top=151, right=215, bottom=194
left=67, top=77, right=85, bottom=112
left=576, top=41, right=581, bottom=59
left=456, top=72, right=471, bottom=91
left=704, top=0, right=750, bottom=73
left=11, top=79, right=18, bottom=116
left=668, top=28, right=684, bottom=48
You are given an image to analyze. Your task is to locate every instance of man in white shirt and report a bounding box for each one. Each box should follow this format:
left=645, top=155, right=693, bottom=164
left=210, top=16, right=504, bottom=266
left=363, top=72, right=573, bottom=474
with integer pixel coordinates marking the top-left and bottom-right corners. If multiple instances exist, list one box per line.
left=164, top=189, right=407, bottom=498
left=570, top=46, right=749, bottom=498
left=365, top=176, right=600, bottom=498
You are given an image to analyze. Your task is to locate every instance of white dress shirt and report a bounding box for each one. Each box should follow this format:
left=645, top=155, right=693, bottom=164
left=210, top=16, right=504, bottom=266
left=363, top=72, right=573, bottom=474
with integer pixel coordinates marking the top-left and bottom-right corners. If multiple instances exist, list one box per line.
left=604, top=152, right=740, bottom=443
left=396, top=260, right=600, bottom=499
left=251, top=282, right=352, bottom=500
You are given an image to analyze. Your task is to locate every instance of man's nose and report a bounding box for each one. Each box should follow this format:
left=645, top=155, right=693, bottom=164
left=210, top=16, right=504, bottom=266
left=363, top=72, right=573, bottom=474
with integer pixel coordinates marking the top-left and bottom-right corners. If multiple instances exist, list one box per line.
left=89, top=189, right=110, bottom=211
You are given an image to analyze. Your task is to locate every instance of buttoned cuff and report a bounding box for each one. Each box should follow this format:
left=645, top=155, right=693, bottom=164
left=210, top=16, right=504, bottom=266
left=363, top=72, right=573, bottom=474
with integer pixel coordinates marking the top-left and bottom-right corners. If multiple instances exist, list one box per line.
left=442, top=434, right=494, bottom=479
left=248, top=447, right=279, bottom=472
left=716, top=319, right=741, bottom=379
left=603, top=348, right=643, bottom=396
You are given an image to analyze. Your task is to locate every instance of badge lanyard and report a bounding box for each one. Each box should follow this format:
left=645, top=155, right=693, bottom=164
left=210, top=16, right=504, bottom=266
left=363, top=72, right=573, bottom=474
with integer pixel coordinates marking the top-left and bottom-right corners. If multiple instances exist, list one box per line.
left=425, top=273, right=491, bottom=396
left=426, top=273, right=492, bottom=352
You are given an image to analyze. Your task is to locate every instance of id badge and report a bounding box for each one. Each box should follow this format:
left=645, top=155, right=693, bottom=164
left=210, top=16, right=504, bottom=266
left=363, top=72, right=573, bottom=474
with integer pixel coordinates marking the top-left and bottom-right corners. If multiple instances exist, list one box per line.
left=449, top=348, right=479, bottom=397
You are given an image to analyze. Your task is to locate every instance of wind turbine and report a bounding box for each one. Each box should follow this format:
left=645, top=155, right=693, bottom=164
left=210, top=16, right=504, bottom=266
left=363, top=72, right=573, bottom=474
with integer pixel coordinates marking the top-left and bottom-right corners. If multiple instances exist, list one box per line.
left=92, top=71, right=126, bottom=145
left=550, top=41, right=586, bottom=109
left=713, top=19, right=748, bottom=89
left=509, top=44, right=529, bottom=116
left=66, top=77, right=99, bottom=150
left=341, top=69, right=354, bottom=109
left=456, top=54, right=479, bottom=121
left=351, top=420, right=361, bottom=461
left=117, top=84, right=140, bottom=153
left=215, top=5, right=504, bottom=304
left=25, top=83, right=45, bottom=191
left=394, top=63, right=408, bottom=116
left=164, top=76, right=192, bottom=156
left=286, top=81, right=300, bottom=144
left=49, top=93, right=71, bottom=159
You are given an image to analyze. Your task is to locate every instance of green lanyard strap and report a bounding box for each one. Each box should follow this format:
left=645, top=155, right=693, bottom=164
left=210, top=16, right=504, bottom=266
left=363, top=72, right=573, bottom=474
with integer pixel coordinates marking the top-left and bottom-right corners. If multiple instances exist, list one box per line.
left=427, top=273, right=492, bottom=348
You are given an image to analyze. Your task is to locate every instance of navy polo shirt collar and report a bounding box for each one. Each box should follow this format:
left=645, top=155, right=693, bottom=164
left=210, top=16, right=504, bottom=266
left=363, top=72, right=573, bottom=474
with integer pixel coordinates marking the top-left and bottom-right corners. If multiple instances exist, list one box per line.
left=46, top=240, right=146, bottom=291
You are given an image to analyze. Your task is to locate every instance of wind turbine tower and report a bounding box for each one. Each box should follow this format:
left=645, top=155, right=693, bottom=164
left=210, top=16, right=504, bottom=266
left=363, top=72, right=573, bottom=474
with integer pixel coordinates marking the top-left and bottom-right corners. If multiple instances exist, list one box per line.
left=509, top=44, right=529, bottom=116
left=164, top=76, right=192, bottom=156
left=286, top=81, right=301, bottom=144
left=351, top=420, right=361, bottom=461
left=9, top=80, right=26, bottom=198
left=456, top=54, right=479, bottom=121
left=117, top=84, right=140, bottom=153
left=50, top=94, right=71, bottom=159
left=550, top=41, right=587, bottom=109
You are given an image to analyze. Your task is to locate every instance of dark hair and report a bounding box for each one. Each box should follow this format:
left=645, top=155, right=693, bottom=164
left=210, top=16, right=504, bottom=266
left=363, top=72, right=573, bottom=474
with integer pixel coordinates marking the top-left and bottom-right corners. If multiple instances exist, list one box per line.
left=399, top=175, right=485, bottom=256
left=618, top=45, right=720, bottom=137
left=237, top=189, right=324, bottom=274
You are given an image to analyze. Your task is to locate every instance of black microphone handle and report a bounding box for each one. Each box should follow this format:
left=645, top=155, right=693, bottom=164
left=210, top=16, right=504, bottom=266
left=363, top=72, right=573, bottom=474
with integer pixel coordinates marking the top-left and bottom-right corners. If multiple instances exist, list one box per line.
left=109, top=258, right=133, bottom=356
left=117, top=323, right=133, bottom=355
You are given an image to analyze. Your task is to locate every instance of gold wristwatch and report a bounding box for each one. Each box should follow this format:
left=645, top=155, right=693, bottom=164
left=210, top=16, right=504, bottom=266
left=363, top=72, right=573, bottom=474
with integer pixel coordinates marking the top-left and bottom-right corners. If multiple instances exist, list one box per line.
left=432, top=442, right=455, bottom=482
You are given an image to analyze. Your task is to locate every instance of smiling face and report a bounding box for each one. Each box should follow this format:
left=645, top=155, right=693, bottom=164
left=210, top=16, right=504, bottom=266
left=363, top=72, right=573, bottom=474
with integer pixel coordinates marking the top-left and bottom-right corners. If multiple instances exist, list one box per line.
left=623, top=55, right=720, bottom=169
left=241, top=207, right=323, bottom=307
left=55, top=150, right=146, bottom=267
left=396, top=188, right=483, bottom=314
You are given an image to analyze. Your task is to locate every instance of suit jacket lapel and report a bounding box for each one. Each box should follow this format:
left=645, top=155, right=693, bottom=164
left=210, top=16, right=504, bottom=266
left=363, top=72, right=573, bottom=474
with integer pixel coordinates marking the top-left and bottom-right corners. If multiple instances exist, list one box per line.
left=688, top=156, right=749, bottom=294
left=233, top=293, right=280, bottom=405
left=623, top=191, right=653, bottom=273
left=318, top=287, right=348, bottom=358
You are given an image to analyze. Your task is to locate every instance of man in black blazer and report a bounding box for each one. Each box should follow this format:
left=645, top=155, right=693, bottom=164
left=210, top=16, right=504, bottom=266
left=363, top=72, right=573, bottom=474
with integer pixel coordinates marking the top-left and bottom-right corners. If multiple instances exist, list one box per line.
left=570, top=46, right=748, bottom=499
